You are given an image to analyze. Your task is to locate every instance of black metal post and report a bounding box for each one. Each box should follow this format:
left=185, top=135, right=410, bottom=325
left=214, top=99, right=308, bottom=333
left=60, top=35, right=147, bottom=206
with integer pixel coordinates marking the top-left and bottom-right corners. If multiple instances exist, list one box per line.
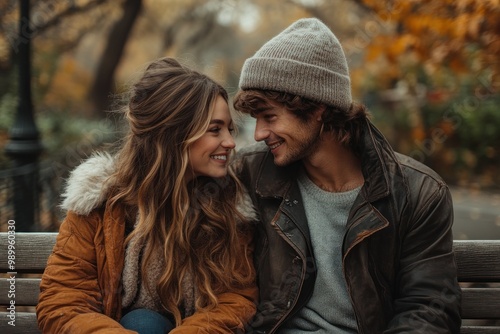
left=5, top=0, right=43, bottom=231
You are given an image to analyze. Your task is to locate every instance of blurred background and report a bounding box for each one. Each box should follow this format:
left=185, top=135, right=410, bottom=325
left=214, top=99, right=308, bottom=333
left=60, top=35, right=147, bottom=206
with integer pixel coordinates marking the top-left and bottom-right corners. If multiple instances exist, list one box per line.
left=0, top=0, right=499, bottom=238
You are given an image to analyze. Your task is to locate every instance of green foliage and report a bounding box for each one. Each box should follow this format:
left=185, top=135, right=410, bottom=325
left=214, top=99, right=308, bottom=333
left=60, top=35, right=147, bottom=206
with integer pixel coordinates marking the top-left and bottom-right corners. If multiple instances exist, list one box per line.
left=454, top=98, right=499, bottom=145
left=0, top=93, right=16, bottom=131
left=451, top=96, right=500, bottom=171
left=411, top=92, right=499, bottom=187
left=1, top=106, right=117, bottom=166
left=36, top=110, right=118, bottom=157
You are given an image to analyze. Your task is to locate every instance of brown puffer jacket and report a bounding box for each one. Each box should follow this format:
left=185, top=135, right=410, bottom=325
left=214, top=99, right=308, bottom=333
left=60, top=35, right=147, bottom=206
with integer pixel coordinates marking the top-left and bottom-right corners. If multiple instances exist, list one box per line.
left=36, top=153, right=258, bottom=334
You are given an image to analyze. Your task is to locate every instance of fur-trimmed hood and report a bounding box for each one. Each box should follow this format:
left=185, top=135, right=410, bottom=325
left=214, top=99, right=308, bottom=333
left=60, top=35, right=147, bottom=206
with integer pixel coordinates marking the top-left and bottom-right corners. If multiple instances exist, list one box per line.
left=61, top=152, right=257, bottom=220
left=61, top=152, right=116, bottom=216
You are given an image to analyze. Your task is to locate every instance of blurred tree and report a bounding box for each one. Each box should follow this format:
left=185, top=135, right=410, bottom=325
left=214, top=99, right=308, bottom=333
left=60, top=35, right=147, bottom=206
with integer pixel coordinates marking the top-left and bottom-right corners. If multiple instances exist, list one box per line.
left=1, top=0, right=110, bottom=59
left=0, top=0, right=115, bottom=118
left=1, top=0, right=237, bottom=118
left=89, top=0, right=142, bottom=117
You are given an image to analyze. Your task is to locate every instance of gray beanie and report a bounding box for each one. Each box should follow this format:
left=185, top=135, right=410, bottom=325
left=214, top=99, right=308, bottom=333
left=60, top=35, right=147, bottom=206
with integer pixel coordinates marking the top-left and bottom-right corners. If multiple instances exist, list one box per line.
left=239, top=18, right=352, bottom=112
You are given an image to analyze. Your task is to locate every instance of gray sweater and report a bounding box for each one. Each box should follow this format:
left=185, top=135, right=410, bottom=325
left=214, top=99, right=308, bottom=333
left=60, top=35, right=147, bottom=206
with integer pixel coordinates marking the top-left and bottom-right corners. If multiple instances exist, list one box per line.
left=280, top=171, right=360, bottom=333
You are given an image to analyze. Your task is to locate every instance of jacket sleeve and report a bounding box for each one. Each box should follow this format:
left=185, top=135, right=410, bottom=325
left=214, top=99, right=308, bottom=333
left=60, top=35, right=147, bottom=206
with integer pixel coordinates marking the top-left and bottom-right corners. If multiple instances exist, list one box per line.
left=385, top=183, right=462, bottom=333
left=170, top=229, right=258, bottom=334
left=36, top=211, right=135, bottom=334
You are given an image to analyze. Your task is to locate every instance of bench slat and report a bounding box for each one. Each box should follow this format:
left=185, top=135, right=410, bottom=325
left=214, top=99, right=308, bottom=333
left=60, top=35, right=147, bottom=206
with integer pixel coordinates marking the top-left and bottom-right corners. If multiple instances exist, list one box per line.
left=0, top=278, right=41, bottom=306
left=2, top=235, right=498, bottom=279
left=0, top=316, right=498, bottom=334
left=0, top=311, right=40, bottom=333
left=461, top=288, right=500, bottom=319
left=460, top=326, right=500, bottom=334
left=2, top=283, right=497, bottom=319
left=453, top=240, right=500, bottom=282
left=0, top=233, right=57, bottom=273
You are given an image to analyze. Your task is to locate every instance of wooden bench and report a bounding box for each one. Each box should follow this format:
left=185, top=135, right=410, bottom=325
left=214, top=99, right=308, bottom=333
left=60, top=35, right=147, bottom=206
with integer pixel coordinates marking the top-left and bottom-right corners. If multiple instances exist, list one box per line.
left=1, top=233, right=499, bottom=333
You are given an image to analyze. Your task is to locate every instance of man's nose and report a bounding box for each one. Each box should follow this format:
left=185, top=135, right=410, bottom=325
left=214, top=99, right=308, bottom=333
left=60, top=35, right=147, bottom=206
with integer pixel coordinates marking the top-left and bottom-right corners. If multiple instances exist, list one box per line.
left=254, top=119, right=269, bottom=142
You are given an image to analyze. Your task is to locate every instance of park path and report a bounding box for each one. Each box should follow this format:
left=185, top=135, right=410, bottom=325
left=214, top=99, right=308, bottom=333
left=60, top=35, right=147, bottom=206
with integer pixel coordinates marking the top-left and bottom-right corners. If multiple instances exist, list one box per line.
left=450, top=187, right=500, bottom=240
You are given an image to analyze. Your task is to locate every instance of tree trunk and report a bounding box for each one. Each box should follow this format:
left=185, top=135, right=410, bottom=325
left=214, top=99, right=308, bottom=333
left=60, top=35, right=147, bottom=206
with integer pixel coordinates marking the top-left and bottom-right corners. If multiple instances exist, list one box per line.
left=89, top=0, right=142, bottom=118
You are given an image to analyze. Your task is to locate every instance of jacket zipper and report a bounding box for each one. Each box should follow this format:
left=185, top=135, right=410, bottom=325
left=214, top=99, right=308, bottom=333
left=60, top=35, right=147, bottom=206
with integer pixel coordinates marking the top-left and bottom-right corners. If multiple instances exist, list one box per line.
left=342, top=209, right=389, bottom=334
left=267, top=214, right=307, bottom=334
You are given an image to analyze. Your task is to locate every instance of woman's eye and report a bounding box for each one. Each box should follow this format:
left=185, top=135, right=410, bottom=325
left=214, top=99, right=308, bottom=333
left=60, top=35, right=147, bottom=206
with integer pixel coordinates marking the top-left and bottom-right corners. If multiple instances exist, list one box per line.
left=209, top=127, right=221, bottom=133
left=229, top=127, right=235, bottom=134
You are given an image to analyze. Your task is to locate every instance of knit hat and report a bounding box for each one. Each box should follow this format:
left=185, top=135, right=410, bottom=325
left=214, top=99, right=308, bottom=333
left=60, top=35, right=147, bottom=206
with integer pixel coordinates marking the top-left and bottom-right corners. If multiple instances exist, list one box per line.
left=239, top=18, right=352, bottom=112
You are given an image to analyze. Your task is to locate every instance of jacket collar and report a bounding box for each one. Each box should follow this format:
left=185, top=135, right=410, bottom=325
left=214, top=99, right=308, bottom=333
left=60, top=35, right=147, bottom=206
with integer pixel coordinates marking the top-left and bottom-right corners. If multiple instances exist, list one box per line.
left=357, top=119, right=394, bottom=203
left=255, top=150, right=299, bottom=199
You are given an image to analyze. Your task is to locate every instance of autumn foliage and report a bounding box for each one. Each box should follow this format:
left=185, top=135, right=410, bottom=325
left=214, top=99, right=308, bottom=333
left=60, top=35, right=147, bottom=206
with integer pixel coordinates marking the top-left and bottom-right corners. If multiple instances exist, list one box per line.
left=361, top=0, right=499, bottom=91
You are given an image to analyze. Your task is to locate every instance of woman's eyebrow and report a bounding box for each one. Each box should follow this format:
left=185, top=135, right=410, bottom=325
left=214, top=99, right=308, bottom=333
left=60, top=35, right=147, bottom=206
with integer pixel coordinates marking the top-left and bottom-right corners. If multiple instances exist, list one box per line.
left=210, top=119, right=230, bottom=125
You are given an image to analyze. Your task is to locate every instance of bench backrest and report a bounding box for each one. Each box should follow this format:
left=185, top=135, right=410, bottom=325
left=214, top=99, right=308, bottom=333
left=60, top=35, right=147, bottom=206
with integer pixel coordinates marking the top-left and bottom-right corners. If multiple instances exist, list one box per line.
left=1, top=233, right=499, bottom=333
left=1, top=233, right=57, bottom=334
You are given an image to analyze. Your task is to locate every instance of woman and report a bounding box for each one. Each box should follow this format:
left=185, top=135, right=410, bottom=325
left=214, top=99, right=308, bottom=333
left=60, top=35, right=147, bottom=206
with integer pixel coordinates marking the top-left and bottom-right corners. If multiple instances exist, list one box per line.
left=36, top=57, right=258, bottom=334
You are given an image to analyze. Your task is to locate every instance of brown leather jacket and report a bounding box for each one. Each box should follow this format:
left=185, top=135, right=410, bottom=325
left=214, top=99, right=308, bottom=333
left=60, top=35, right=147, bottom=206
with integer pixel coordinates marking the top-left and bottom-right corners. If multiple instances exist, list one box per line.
left=231, top=120, right=462, bottom=334
left=36, top=153, right=258, bottom=334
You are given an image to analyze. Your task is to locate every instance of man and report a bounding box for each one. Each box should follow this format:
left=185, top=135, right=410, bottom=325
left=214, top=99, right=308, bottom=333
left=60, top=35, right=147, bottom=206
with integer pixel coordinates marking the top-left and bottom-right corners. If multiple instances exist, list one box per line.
left=231, top=18, right=461, bottom=333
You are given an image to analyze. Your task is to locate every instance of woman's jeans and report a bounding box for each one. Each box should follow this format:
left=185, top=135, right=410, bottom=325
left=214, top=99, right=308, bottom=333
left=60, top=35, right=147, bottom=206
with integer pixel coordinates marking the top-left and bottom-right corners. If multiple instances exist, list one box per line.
left=120, top=308, right=175, bottom=334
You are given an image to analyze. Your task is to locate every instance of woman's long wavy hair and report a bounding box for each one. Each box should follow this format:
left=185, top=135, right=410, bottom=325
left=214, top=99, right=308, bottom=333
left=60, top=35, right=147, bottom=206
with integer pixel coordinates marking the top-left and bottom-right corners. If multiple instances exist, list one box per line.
left=108, top=57, right=253, bottom=324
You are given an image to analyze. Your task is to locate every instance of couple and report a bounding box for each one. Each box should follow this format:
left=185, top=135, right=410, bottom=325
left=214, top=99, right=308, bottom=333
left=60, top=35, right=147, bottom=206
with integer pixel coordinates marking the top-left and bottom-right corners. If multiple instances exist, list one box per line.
left=36, top=18, right=461, bottom=333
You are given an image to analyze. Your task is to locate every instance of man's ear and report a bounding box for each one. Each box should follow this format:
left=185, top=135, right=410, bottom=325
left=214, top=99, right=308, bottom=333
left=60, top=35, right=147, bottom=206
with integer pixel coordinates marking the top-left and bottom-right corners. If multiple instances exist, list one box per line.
left=315, top=105, right=326, bottom=122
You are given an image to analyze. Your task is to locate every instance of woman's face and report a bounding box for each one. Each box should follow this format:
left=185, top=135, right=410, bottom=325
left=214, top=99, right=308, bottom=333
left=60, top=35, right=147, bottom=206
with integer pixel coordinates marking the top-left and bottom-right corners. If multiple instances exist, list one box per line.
left=188, top=95, right=235, bottom=180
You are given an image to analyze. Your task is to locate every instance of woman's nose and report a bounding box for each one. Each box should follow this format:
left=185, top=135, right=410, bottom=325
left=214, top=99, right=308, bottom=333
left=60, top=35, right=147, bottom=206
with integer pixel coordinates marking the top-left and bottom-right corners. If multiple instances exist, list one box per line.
left=222, top=132, right=236, bottom=149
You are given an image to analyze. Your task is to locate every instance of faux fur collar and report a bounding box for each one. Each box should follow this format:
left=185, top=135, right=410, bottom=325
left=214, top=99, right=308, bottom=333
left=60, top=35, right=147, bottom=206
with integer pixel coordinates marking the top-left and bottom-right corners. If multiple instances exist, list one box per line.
left=60, top=152, right=257, bottom=220
left=61, top=152, right=116, bottom=215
